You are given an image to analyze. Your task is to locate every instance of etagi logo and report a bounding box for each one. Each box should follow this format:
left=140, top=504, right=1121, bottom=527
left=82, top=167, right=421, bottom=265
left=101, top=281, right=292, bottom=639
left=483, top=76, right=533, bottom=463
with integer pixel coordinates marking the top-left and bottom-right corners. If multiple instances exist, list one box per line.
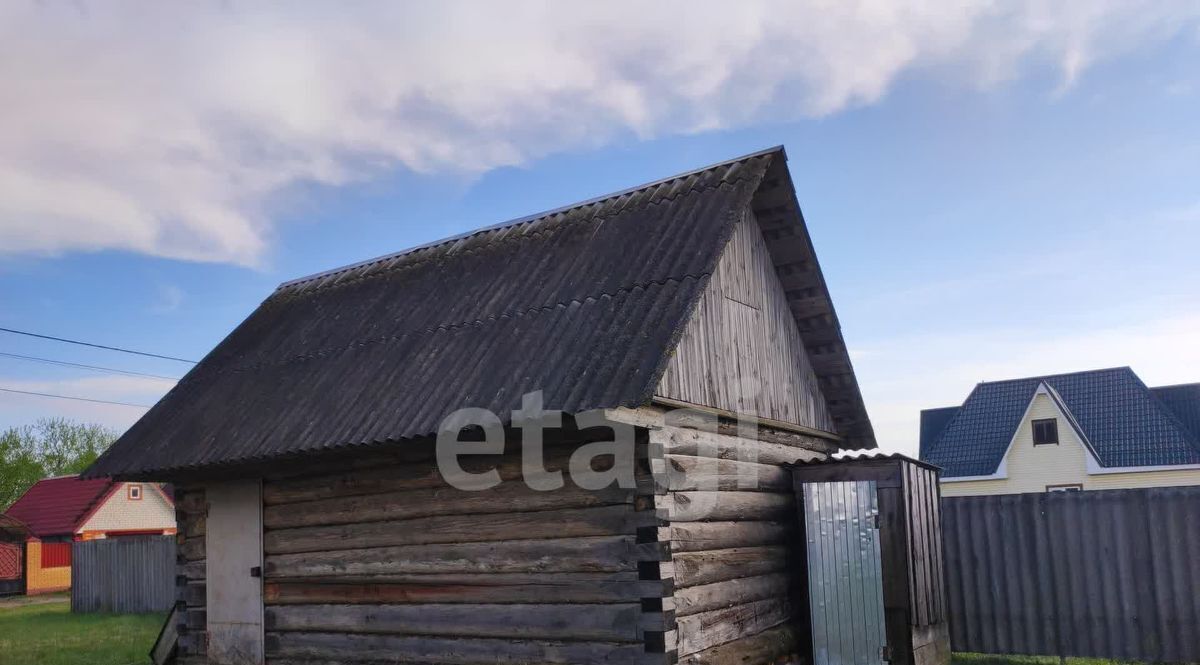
left=434, top=387, right=769, bottom=520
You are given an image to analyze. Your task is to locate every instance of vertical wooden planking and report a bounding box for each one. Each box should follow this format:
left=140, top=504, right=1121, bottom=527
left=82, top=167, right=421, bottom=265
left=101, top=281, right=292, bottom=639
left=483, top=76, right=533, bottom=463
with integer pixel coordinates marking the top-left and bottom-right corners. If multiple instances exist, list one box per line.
left=656, top=211, right=834, bottom=433
left=70, top=537, right=175, bottom=613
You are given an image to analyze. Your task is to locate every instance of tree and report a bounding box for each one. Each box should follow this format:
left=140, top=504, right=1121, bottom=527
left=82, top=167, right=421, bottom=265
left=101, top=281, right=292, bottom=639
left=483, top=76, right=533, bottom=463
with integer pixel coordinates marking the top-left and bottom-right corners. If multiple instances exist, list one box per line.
left=0, top=418, right=117, bottom=511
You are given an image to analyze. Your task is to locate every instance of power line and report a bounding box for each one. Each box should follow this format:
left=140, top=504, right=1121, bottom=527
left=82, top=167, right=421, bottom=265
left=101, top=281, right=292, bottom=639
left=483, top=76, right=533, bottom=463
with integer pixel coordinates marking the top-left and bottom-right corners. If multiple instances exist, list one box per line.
left=0, top=387, right=152, bottom=409
left=0, top=352, right=180, bottom=381
left=0, top=327, right=197, bottom=364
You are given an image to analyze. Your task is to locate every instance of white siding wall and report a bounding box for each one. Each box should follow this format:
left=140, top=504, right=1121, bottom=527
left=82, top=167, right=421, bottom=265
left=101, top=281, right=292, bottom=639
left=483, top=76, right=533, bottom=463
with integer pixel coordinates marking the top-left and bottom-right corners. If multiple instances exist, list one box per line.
left=77, top=482, right=176, bottom=534
left=942, top=393, right=1200, bottom=496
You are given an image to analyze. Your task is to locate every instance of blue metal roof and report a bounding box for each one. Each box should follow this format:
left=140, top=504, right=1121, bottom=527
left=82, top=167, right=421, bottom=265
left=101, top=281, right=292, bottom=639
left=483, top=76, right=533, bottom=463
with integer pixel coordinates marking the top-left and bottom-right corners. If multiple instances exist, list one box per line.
left=1153, top=383, right=1200, bottom=443
left=918, top=406, right=959, bottom=460
left=921, top=367, right=1200, bottom=477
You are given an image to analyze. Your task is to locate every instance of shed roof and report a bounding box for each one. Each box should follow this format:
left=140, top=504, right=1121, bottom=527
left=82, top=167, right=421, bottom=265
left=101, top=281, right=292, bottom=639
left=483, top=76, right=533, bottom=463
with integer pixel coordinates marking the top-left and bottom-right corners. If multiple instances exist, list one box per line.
left=86, top=147, right=875, bottom=479
left=921, top=367, right=1200, bottom=477
left=3, top=475, right=114, bottom=538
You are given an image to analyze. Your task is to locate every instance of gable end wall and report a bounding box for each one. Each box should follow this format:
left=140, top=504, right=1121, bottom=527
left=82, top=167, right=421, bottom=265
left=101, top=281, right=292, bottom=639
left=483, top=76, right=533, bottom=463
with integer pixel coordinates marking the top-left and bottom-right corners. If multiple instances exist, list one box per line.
left=942, top=393, right=1200, bottom=496
left=656, top=210, right=835, bottom=433
left=77, top=482, right=176, bottom=535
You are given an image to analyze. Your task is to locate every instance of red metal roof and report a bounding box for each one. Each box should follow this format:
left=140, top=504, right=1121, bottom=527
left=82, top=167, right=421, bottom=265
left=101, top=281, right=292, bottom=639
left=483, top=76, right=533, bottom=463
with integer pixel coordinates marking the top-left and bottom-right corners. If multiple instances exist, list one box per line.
left=3, top=475, right=114, bottom=538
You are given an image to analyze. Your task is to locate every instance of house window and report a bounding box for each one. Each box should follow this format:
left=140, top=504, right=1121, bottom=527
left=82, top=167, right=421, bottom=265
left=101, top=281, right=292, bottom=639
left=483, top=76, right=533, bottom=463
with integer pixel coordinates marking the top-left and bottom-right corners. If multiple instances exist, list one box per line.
left=1047, top=483, right=1082, bottom=493
left=40, top=542, right=72, bottom=568
left=127, top=484, right=143, bottom=500
left=1032, top=418, right=1059, bottom=445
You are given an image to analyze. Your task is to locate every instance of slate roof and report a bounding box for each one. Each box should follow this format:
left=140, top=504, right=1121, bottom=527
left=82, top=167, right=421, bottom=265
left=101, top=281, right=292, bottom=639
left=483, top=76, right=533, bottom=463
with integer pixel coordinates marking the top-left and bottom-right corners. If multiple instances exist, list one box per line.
left=86, top=147, right=876, bottom=479
left=921, top=367, right=1200, bottom=477
left=3, top=476, right=114, bottom=538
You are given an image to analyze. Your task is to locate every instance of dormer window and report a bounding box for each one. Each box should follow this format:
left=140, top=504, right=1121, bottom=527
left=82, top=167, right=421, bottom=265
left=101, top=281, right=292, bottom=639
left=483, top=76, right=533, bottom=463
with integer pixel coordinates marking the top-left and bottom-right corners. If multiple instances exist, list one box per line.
left=1032, top=418, right=1059, bottom=446
left=128, top=484, right=143, bottom=500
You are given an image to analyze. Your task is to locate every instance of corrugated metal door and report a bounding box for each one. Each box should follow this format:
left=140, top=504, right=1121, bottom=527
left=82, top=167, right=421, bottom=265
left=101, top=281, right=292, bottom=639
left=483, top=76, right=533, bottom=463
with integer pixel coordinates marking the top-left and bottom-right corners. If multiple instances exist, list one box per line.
left=803, top=480, right=888, bottom=665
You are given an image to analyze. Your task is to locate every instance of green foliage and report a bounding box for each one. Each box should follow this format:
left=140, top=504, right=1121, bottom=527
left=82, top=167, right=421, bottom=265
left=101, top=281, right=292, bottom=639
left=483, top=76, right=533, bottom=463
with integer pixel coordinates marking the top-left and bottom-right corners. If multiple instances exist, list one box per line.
left=0, top=418, right=117, bottom=511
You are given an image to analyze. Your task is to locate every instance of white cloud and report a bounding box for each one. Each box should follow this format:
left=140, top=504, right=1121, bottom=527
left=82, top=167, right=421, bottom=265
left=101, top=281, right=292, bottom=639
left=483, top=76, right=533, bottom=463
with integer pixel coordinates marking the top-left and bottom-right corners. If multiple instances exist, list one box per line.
left=855, top=312, right=1200, bottom=457
left=1, top=1, right=1197, bottom=265
left=151, top=283, right=185, bottom=314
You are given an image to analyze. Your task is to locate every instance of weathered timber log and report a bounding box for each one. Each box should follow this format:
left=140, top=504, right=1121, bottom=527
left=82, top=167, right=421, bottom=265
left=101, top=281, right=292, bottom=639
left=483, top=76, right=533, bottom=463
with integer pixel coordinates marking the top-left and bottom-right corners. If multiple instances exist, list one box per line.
left=263, top=445, right=599, bottom=505
left=180, top=511, right=206, bottom=538
left=264, top=479, right=634, bottom=529
left=176, top=489, right=205, bottom=513
left=672, top=546, right=788, bottom=588
left=264, top=504, right=654, bottom=554
left=660, top=456, right=791, bottom=492
left=655, top=421, right=832, bottom=462
left=184, top=608, right=206, bottom=631
left=668, top=522, right=792, bottom=553
left=264, top=575, right=665, bottom=605
left=265, top=630, right=663, bottom=664
left=265, top=536, right=663, bottom=577
left=181, top=559, right=205, bottom=581
left=675, top=597, right=792, bottom=656
left=674, top=573, right=789, bottom=617
left=179, top=536, right=205, bottom=561
left=181, top=581, right=205, bottom=607
left=677, top=623, right=798, bottom=665
left=266, top=602, right=642, bottom=642
left=668, top=491, right=793, bottom=522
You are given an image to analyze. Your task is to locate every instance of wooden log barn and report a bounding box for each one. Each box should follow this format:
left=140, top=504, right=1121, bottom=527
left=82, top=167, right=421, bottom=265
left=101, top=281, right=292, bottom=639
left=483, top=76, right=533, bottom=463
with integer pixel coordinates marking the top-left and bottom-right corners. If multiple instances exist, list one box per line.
left=86, top=147, right=944, bottom=665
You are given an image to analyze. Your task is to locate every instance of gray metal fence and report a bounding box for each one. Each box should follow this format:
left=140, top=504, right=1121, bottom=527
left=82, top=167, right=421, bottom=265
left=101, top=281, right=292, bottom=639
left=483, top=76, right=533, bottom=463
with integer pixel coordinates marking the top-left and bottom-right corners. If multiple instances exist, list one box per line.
left=72, top=536, right=176, bottom=613
left=941, top=487, right=1200, bottom=663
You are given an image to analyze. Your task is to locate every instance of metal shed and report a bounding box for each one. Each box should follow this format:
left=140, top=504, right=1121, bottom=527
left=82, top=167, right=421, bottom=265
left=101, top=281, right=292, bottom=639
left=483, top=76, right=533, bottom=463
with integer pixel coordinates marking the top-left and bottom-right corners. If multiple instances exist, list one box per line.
left=790, top=454, right=949, bottom=665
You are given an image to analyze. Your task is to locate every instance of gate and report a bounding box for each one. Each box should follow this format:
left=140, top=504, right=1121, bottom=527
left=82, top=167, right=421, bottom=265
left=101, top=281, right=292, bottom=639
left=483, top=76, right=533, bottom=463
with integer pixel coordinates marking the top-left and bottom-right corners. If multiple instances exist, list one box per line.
left=0, top=542, right=23, bottom=596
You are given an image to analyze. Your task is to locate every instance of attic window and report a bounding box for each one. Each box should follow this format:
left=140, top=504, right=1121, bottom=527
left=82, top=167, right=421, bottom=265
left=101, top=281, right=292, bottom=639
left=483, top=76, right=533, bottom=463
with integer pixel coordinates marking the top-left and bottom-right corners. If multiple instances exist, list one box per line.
left=1032, top=418, right=1059, bottom=446
left=127, top=484, right=143, bottom=501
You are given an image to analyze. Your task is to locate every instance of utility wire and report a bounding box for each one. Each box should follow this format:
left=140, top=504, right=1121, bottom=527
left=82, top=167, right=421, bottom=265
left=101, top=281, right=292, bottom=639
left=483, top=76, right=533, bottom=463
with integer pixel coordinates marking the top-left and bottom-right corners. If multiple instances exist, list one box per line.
left=0, top=352, right=180, bottom=381
left=0, top=327, right=197, bottom=364
left=0, top=387, right=152, bottom=409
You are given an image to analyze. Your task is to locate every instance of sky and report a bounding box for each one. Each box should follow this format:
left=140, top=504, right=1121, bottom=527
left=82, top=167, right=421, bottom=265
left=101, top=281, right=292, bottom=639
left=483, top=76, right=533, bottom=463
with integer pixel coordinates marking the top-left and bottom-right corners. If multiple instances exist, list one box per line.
left=1, top=1, right=1198, bottom=457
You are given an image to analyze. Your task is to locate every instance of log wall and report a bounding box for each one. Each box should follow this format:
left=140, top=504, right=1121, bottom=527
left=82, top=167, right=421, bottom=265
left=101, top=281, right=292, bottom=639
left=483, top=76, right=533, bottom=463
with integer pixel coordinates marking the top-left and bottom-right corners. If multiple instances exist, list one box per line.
left=257, top=441, right=671, bottom=665
left=616, top=406, right=836, bottom=665
left=174, top=485, right=208, bottom=664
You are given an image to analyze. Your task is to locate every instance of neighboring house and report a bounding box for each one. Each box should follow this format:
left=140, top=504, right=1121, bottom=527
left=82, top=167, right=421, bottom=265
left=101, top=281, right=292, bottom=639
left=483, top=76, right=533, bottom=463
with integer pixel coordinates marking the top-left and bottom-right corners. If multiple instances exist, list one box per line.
left=921, top=367, right=1200, bottom=496
left=85, top=147, right=888, bottom=665
left=3, top=475, right=176, bottom=594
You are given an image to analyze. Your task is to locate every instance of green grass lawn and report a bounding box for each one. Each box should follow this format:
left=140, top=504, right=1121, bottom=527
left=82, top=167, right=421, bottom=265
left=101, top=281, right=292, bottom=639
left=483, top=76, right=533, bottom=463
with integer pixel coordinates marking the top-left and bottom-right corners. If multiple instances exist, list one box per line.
left=0, top=595, right=163, bottom=665
left=954, top=653, right=1144, bottom=665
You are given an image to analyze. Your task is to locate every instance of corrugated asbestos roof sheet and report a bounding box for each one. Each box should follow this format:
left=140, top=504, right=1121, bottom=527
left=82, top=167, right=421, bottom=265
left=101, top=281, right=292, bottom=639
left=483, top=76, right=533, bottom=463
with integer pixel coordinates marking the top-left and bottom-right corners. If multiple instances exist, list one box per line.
left=922, top=367, right=1200, bottom=477
left=86, top=147, right=876, bottom=479
left=795, top=451, right=941, bottom=471
left=3, top=475, right=114, bottom=538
